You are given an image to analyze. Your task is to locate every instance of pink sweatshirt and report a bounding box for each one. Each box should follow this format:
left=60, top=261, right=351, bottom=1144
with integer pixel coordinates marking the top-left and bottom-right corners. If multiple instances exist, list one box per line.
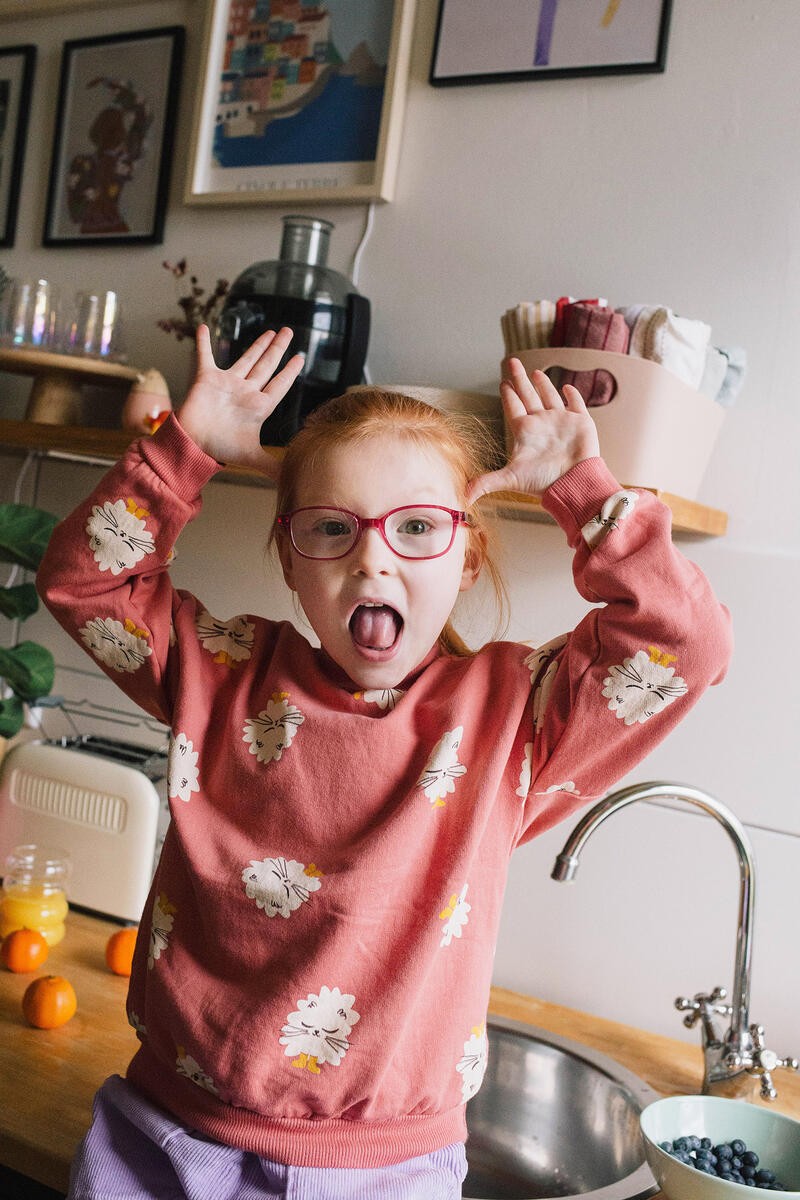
left=37, top=415, right=731, bottom=1168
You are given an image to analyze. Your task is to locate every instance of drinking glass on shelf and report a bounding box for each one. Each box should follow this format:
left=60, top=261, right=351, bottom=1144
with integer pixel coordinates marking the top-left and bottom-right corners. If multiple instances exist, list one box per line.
left=61, top=289, right=126, bottom=361
left=0, top=278, right=59, bottom=349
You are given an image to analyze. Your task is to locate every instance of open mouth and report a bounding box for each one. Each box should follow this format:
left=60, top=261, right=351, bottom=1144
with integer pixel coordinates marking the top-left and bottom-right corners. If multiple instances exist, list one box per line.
left=349, top=603, right=403, bottom=652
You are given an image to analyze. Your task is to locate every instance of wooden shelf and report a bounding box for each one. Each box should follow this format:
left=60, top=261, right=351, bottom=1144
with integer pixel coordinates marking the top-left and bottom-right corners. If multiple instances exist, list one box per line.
left=0, top=418, right=728, bottom=536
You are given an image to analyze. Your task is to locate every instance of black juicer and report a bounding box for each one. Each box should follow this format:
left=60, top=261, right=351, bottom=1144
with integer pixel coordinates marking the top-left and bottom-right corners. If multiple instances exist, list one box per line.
left=216, top=215, right=370, bottom=446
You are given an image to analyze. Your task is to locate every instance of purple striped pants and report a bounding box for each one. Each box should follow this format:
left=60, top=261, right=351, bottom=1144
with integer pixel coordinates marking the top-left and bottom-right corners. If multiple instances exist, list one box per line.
left=68, top=1076, right=468, bottom=1200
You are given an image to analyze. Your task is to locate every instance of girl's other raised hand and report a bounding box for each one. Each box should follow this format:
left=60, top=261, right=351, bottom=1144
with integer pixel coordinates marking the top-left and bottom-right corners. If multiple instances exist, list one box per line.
left=466, top=358, right=600, bottom=506
left=176, top=324, right=305, bottom=473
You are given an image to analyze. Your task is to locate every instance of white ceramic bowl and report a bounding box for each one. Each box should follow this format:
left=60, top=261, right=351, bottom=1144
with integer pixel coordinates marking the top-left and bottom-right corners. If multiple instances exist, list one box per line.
left=641, top=1095, right=800, bottom=1199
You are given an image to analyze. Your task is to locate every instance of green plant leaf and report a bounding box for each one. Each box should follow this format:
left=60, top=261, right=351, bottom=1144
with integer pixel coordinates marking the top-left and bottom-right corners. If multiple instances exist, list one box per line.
left=0, top=694, right=24, bottom=738
left=0, top=503, right=59, bottom=570
left=0, top=581, right=39, bottom=621
left=0, top=641, right=55, bottom=701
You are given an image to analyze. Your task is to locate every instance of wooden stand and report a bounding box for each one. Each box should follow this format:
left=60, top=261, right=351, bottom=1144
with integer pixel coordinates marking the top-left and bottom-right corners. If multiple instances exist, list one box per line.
left=0, top=347, right=141, bottom=425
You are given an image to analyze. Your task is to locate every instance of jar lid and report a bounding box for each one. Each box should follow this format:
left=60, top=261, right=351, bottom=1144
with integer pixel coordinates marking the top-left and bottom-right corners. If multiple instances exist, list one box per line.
left=3, top=843, right=72, bottom=888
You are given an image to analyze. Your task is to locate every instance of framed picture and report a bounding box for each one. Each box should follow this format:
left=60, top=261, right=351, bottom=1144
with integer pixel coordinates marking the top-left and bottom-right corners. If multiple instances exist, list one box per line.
left=0, top=44, right=35, bottom=247
left=42, top=27, right=184, bottom=246
left=430, top=0, right=672, bottom=86
left=186, top=0, right=416, bottom=207
left=0, top=0, right=139, bottom=14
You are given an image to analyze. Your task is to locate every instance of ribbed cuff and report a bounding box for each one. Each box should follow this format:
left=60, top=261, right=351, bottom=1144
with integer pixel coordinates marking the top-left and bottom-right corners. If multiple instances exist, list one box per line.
left=137, top=413, right=221, bottom=502
left=541, top=456, right=625, bottom=536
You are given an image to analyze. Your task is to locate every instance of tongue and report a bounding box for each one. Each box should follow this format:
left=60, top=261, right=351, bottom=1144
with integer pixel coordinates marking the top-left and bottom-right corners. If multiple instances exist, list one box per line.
left=351, top=605, right=400, bottom=650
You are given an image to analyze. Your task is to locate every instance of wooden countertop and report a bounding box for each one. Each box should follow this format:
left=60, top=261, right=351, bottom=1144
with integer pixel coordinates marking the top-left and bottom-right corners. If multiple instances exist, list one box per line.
left=2, top=910, right=798, bottom=1195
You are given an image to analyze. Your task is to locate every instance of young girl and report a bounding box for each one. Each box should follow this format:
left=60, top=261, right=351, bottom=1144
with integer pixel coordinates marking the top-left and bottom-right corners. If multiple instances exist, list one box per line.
left=38, top=326, right=732, bottom=1200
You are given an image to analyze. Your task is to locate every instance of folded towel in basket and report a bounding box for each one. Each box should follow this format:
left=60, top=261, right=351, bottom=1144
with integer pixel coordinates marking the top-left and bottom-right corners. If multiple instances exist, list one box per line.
left=558, top=303, right=630, bottom=406
left=627, top=305, right=711, bottom=389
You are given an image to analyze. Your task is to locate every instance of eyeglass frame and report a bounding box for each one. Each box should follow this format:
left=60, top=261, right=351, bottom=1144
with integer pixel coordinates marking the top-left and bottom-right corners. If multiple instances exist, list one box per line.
left=276, top=504, right=471, bottom=561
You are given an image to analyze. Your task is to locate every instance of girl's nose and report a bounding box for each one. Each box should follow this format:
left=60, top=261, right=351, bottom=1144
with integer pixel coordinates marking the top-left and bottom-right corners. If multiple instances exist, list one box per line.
left=351, top=526, right=395, bottom=575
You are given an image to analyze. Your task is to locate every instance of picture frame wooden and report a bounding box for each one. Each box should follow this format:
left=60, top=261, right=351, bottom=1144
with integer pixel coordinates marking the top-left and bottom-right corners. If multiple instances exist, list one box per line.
left=185, top=0, right=416, bottom=207
left=42, top=26, right=184, bottom=247
left=0, top=44, right=34, bottom=247
left=430, top=0, right=672, bottom=87
left=0, top=0, right=143, bottom=16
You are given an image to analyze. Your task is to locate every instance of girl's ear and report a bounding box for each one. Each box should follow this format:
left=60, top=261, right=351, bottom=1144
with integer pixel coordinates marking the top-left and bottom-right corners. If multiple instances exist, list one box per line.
left=276, top=531, right=297, bottom=591
left=460, top=527, right=486, bottom=593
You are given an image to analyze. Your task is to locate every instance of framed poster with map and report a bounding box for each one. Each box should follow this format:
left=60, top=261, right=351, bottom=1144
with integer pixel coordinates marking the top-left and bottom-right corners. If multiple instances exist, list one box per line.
left=186, top=0, right=416, bottom=206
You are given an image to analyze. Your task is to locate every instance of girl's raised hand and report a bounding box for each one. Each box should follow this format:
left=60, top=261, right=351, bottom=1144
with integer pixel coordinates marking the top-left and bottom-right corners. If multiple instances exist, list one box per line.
left=176, top=324, right=305, bottom=473
left=466, top=358, right=600, bottom=506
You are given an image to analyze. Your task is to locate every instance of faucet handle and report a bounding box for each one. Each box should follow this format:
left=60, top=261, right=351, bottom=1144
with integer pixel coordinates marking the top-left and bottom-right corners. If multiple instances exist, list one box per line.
left=675, top=987, right=733, bottom=1030
left=747, top=1024, right=799, bottom=1100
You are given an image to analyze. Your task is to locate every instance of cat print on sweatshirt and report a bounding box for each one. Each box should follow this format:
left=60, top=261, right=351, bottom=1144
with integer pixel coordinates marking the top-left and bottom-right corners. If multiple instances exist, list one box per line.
left=176, top=1048, right=219, bottom=1095
left=353, top=687, right=405, bottom=711
left=243, top=692, right=305, bottom=764
left=581, top=488, right=639, bottom=549
left=196, top=609, right=255, bottom=666
left=242, top=857, right=323, bottom=918
left=602, top=645, right=688, bottom=725
left=79, top=615, right=152, bottom=673
left=456, top=1023, right=488, bottom=1102
left=279, top=986, right=360, bottom=1074
left=417, top=726, right=467, bottom=807
left=86, top=497, right=155, bottom=575
left=148, top=893, right=176, bottom=969
left=440, top=884, right=470, bottom=947
left=168, top=732, right=200, bottom=803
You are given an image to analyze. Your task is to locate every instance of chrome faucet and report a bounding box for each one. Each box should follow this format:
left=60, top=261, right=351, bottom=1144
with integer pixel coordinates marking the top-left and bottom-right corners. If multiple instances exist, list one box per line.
left=551, top=781, right=798, bottom=1100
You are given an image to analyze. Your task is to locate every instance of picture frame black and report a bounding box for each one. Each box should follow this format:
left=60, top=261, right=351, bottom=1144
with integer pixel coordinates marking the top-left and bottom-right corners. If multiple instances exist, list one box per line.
left=42, top=26, right=184, bottom=246
left=0, top=44, right=36, bottom=248
left=430, top=0, right=672, bottom=87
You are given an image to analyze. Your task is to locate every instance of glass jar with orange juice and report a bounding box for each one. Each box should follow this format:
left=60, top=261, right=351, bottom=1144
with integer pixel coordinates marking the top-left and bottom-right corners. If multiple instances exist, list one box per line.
left=0, top=845, right=71, bottom=946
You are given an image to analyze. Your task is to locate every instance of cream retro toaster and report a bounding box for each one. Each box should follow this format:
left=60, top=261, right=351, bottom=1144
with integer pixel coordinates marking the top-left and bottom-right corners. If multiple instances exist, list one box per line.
left=0, top=736, right=169, bottom=923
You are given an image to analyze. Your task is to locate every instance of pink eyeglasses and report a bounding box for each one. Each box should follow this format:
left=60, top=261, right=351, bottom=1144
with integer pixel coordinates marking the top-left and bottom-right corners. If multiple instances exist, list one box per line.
left=277, top=504, right=470, bottom=561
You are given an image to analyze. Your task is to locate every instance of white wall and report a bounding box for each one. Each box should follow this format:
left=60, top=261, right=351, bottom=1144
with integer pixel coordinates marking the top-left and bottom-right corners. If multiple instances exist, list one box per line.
left=2, top=0, right=798, bottom=1069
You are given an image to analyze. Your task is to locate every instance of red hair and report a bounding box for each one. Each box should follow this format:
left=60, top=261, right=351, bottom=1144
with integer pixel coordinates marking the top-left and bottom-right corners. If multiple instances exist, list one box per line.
left=271, top=389, right=508, bottom=655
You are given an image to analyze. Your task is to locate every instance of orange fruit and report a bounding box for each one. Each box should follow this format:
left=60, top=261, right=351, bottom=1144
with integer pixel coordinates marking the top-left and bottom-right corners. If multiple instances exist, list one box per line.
left=105, top=926, right=138, bottom=976
left=1, top=928, right=49, bottom=974
left=22, top=975, right=77, bottom=1028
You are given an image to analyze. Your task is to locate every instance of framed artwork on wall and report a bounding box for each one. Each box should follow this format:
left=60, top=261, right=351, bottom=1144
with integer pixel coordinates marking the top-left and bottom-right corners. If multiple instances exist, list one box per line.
left=430, top=0, right=672, bottom=86
left=186, top=0, right=416, bottom=207
left=0, top=0, right=142, bottom=13
left=42, top=26, right=184, bottom=246
left=0, top=44, right=35, bottom=248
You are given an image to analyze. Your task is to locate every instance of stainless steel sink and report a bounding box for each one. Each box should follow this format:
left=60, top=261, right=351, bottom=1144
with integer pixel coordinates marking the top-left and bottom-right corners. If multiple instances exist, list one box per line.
left=464, top=1017, right=660, bottom=1200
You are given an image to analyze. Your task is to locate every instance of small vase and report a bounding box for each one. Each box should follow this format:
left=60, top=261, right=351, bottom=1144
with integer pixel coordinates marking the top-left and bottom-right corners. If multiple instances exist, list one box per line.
left=122, top=368, right=172, bottom=434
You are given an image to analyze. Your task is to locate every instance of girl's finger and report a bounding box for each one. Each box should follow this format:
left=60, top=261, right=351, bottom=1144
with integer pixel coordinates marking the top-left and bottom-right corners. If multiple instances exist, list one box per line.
left=243, top=328, right=297, bottom=388
left=263, top=352, right=305, bottom=397
left=562, top=383, right=588, bottom=412
left=233, top=327, right=284, bottom=377
left=506, top=359, right=544, bottom=412
left=194, top=323, right=215, bottom=371
left=530, top=369, right=567, bottom=410
left=499, top=378, right=530, bottom=423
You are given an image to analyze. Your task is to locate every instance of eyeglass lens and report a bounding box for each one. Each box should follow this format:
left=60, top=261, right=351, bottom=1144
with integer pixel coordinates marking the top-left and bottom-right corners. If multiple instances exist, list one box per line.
left=289, top=507, right=459, bottom=559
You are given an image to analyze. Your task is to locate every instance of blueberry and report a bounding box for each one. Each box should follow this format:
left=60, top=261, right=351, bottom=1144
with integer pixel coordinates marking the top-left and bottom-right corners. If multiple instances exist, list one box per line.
left=743, top=1151, right=760, bottom=1167
left=716, top=1144, right=734, bottom=1160
left=701, top=1137, right=712, bottom=1150
left=659, top=1140, right=674, bottom=1153
left=732, top=1156, right=744, bottom=1170
left=674, top=1137, right=691, bottom=1153
left=756, top=1169, right=777, bottom=1184
left=731, top=1139, right=747, bottom=1156
left=743, top=1165, right=757, bottom=1180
